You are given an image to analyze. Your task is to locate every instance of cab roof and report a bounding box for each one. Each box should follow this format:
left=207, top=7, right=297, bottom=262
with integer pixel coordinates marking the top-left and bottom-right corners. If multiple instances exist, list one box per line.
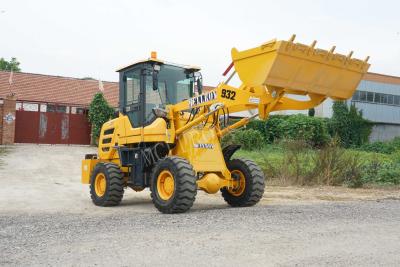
left=116, top=57, right=201, bottom=73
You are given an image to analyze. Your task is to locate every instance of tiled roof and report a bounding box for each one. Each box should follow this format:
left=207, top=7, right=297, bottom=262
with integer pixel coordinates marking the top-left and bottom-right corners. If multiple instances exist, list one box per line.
left=0, top=71, right=119, bottom=107
left=201, top=86, right=215, bottom=92
left=0, top=70, right=218, bottom=107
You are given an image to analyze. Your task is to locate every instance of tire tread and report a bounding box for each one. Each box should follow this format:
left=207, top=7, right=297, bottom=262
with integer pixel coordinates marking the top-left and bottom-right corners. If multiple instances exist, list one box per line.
left=150, top=156, right=197, bottom=214
left=90, top=162, right=124, bottom=207
left=221, top=158, right=265, bottom=207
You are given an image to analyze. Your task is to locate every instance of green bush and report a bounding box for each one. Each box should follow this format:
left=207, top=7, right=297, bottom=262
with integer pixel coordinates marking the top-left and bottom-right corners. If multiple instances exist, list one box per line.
left=88, top=92, right=115, bottom=142
left=353, top=152, right=400, bottom=185
left=278, top=115, right=330, bottom=147
left=233, top=129, right=265, bottom=150
left=328, top=101, right=372, bottom=147
left=359, top=137, right=400, bottom=154
left=359, top=141, right=395, bottom=154
left=341, top=151, right=364, bottom=188
left=220, top=132, right=235, bottom=148
left=222, top=129, right=264, bottom=151
left=390, top=137, right=400, bottom=150
left=376, top=166, right=400, bottom=185
left=247, top=115, right=330, bottom=147
left=247, top=120, right=266, bottom=136
left=360, top=153, right=383, bottom=184
left=263, top=115, right=288, bottom=143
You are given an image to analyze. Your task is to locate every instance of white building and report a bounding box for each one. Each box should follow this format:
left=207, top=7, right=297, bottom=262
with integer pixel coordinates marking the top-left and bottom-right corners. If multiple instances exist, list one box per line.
left=315, top=72, right=400, bottom=141
left=224, top=72, right=400, bottom=142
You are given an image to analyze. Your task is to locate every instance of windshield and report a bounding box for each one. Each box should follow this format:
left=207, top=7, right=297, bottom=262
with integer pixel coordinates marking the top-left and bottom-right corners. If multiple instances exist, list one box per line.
left=144, top=64, right=196, bottom=123
left=155, top=64, right=194, bottom=105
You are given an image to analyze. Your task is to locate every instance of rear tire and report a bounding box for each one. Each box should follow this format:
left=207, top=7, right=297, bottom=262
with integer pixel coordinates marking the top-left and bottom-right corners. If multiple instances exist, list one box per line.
left=150, top=156, right=197, bottom=214
left=90, top=162, right=124, bottom=207
left=221, top=159, right=265, bottom=207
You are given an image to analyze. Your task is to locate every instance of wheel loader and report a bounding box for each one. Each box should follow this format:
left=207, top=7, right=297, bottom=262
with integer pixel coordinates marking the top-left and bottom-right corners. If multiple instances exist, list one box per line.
left=81, top=35, right=370, bottom=213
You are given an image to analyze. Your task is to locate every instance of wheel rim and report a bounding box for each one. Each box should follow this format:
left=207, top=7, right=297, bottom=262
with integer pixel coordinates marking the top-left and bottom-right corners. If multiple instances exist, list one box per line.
left=95, top=173, right=106, bottom=197
left=157, top=170, right=175, bottom=200
left=228, top=170, right=246, bottom=196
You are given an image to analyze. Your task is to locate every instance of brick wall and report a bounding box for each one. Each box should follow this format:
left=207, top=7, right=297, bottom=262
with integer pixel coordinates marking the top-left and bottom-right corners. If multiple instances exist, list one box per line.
left=0, top=95, right=16, bottom=145
left=0, top=99, right=3, bottom=143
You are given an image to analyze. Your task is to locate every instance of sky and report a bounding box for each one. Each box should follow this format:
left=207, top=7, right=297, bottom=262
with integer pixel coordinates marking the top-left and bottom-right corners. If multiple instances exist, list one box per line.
left=1, top=0, right=399, bottom=86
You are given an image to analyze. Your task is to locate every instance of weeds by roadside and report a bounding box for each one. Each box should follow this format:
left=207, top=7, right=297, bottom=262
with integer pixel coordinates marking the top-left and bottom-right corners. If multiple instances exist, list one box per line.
left=234, top=139, right=400, bottom=188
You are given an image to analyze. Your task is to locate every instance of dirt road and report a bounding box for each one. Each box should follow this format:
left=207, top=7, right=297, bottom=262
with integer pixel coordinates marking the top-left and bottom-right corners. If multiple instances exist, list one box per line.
left=0, top=145, right=399, bottom=266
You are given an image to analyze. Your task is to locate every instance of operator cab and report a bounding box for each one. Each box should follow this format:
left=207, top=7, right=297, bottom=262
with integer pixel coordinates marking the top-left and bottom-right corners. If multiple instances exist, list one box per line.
left=117, top=52, right=203, bottom=127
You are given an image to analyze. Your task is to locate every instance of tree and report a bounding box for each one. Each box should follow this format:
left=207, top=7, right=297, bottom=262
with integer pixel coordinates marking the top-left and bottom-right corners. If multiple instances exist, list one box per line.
left=0, top=57, right=21, bottom=71
left=328, top=101, right=372, bottom=147
left=308, top=108, right=315, bottom=117
left=88, top=92, right=115, bottom=143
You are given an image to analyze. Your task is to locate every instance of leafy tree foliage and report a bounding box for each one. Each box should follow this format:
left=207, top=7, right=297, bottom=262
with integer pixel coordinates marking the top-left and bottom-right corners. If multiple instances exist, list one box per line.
left=247, top=115, right=329, bottom=147
left=0, top=57, right=21, bottom=71
left=88, top=92, right=115, bottom=142
left=221, top=129, right=265, bottom=150
left=280, top=115, right=330, bottom=147
left=328, top=101, right=372, bottom=147
left=308, top=108, right=315, bottom=117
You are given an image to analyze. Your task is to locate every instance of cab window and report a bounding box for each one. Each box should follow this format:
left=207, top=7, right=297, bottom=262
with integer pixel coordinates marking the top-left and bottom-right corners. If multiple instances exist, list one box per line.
left=125, top=70, right=140, bottom=105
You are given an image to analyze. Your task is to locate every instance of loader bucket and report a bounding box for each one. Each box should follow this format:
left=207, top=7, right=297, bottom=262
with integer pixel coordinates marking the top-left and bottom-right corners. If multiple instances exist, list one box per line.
left=231, top=37, right=370, bottom=100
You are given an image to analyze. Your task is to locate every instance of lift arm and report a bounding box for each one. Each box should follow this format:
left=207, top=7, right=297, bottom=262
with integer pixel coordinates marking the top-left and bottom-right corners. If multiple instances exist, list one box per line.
left=166, top=35, right=370, bottom=137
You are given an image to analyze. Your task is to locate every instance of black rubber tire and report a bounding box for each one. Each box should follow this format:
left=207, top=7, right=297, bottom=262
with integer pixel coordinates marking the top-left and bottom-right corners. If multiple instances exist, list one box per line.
left=150, top=156, right=197, bottom=214
left=221, top=158, right=265, bottom=207
left=90, top=162, right=124, bottom=207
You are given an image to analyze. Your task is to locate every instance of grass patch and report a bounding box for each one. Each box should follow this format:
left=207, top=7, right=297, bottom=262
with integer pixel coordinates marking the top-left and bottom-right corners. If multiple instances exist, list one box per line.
left=232, top=140, right=399, bottom=187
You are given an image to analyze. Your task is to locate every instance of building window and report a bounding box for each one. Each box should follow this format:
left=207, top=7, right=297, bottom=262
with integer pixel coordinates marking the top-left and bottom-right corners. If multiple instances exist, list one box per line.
left=71, top=107, right=88, bottom=115
left=353, top=90, right=400, bottom=107
left=367, top=92, right=374, bottom=102
left=47, top=104, right=67, bottom=113
left=76, top=108, right=87, bottom=114
left=395, top=96, right=400, bottom=105
left=359, top=91, right=367, bottom=101
left=40, top=104, right=47, bottom=112
left=388, top=95, right=394, bottom=105
left=381, top=94, right=388, bottom=104
left=352, top=91, right=360, bottom=101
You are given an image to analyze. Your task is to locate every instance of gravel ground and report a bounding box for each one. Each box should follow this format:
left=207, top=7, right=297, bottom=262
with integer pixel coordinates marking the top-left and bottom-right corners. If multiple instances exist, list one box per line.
left=0, top=145, right=399, bottom=266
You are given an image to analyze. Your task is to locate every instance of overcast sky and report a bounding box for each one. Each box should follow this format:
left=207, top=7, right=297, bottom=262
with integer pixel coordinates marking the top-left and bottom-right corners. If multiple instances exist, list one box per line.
left=1, top=0, right=399, bottom=86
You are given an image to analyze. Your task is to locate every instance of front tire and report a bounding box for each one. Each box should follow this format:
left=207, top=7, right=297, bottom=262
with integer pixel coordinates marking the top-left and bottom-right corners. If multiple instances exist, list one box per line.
left=90, top=162, right=124, bottom=206
left=150, top=156, right=197, bottom=214
left=221, top=159, right=265, bottom=207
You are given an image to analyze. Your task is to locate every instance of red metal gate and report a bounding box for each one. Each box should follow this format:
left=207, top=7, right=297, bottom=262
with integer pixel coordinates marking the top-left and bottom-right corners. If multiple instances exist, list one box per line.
left=15, top=109, right=91, bottom=145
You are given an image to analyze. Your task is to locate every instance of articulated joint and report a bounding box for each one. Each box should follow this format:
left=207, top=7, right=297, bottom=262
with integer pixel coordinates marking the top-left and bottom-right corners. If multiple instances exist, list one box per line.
left=197, top=173, right=234, bottom=194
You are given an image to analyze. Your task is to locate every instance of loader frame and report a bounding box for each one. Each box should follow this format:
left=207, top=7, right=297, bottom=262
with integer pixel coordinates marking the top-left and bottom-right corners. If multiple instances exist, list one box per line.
left=82, top=35, right=370, bottom=212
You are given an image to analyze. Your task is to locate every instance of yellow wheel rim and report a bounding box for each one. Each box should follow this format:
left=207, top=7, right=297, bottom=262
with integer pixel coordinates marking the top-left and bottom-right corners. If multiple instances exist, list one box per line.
left=228, top=170, right=246, bottom=196
left=157, top=170, right=175, bottom=200
left=95, top=173, right=106, bottom=197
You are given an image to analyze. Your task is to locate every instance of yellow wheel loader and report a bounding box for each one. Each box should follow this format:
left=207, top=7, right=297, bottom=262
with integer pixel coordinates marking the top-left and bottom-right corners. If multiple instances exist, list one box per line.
left=81, top=35, right=370, bottom=213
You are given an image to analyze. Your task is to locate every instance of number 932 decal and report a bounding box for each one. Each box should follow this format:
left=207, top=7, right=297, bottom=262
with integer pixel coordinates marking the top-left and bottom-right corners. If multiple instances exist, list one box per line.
left=221, top=89, right=236, bottom=100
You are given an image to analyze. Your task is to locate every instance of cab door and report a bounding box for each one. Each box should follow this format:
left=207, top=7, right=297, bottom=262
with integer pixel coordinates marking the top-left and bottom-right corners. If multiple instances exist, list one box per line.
left=122, top=68, right=143, bottom=128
